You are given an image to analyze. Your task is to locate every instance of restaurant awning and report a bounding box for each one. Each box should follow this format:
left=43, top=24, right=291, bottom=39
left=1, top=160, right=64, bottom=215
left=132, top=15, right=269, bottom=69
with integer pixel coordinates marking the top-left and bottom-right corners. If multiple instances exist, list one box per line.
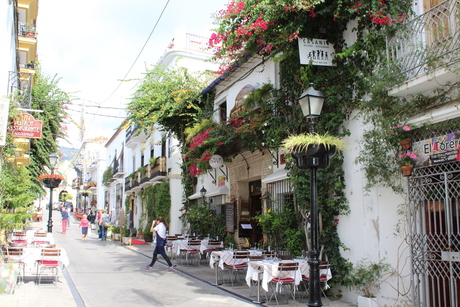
left=261, top=168, right=289, bottom=184
left=206, top=186, right=229, bottom=197
left=188, top=191, right=203, bottom=200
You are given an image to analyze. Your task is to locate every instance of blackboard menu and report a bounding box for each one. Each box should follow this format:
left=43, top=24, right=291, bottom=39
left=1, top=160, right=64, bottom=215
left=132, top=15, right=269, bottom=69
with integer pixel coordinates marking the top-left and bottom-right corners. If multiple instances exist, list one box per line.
left=225, top=202, right=234, bottom=231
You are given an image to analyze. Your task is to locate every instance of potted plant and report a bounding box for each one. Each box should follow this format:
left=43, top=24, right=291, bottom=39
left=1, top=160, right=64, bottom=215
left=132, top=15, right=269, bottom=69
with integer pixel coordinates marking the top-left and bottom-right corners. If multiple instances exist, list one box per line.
left=349, top=259, right=391, bottom=307
left=392, top=124, right=415, bottom=149
left=112, top=226, right=121, bottom=241
left=143, top=225, right=153, bottom=242
left=282, top=133, right=346, bottom=169
left=121, top=226, right=131, bottom=245
left=398, top=151, right=417, bottom=176
left=149, top=156, right=158, bottom=165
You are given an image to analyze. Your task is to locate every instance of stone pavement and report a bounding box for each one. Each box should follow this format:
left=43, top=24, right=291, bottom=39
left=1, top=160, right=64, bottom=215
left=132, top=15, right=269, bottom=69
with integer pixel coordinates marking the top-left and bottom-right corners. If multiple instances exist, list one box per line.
left=1, top=211, right=355, bottom=306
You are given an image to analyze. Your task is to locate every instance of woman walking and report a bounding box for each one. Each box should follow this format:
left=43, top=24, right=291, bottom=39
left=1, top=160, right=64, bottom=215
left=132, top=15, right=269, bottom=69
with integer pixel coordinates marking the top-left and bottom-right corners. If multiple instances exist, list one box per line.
left=60, top=206, right=69, bottom=234
left=145, top=217, right=175, bottom=271
left=98, top=210, right=110, bottom=241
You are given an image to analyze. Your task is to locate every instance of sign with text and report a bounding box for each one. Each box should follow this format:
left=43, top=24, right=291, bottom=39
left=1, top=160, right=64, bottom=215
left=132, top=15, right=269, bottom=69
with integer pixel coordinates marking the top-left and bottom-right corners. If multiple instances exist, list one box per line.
left=11, top=113, right=43, bottom=139
left=413, top=131, right=460, bottom=166
left=298, top=38, right=335, bottom=66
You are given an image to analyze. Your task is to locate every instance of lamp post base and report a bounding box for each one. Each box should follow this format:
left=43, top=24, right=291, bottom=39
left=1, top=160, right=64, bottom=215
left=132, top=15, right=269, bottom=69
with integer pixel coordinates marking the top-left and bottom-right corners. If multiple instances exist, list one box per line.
left=47, top=218, right=53, bottom=233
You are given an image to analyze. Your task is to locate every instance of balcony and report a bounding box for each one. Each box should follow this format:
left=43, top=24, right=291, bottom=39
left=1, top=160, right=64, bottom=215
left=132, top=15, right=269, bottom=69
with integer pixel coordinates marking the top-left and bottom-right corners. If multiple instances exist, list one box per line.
left=8, top=71, right=33, bottom=108
left=19, top=24, right=37, bottom=39
left=149, top=156, right=167, bottom=182
left=387, top=0, right=460, bottom=98
left=112, top=156, right=124, bottom=178
left=124, top=171, right=140, bottom=192
left=125, top=125, right=139, bottom=146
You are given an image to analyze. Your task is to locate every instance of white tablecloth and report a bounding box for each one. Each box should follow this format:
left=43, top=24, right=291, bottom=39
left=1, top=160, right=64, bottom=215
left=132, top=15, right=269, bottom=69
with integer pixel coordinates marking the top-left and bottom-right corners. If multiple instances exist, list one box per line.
left=172, top=239, right=223, bottom=255
left=8, top=231, right=54, bottom=245
left=245, top=259, right=332, bottom=292
left=15, top=247, right=69, bottom=271
left=210, top=250, right=262, bottom=270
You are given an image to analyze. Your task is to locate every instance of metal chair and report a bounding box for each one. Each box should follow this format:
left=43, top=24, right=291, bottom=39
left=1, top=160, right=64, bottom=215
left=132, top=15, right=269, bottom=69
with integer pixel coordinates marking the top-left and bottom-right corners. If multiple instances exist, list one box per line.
left=33, top=232, right=49, bottom=247
left=12, top=232, right=28, bottom=245
left=224, top=251, right=249, bottom=287
left=180, top=240, right=201, bottom=265
left=268, top=262, right=299, bottom=305
left=4, top=247, right=26, bottom=283
left=202, top=240, right=223, bottom=263
left=36, top=248, right=61, bottom=285
left=262, top=251, right=276, bottom=259
left=165, top=236, right=177, bottom=258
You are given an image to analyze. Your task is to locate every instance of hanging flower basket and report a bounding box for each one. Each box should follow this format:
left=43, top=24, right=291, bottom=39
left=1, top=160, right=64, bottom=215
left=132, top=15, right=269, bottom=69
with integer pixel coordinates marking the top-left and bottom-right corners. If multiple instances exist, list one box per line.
left=291, top=144, right=338, bottom=169
left=400, top=165, right=413, bottom=176
left=399, top=137, right=411, bottom=150
left=42, top=178, right=62, bottom=188
left=38, top=174, right=64, bottom=188
left=282, top=133, right=346, bottom=169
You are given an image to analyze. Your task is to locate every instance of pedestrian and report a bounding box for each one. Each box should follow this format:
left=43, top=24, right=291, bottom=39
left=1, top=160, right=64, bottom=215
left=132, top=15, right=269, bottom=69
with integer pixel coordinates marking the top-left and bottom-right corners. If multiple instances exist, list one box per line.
left=66, top=205, right=71, bottom=227
left=145, top=217, right=175, bottom=271
left=96, top=209, right=102, bottom=239
left=79, top=214, right=89, bottom=241
left=61, top=206, right=69, bottom=234
left=98, top=210, right=110, bottom=241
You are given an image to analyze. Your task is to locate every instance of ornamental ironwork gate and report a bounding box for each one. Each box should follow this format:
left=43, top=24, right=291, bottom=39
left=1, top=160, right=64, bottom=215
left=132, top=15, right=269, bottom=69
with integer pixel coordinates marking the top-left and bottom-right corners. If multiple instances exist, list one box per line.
left=409, top=161, right=460, bottom=307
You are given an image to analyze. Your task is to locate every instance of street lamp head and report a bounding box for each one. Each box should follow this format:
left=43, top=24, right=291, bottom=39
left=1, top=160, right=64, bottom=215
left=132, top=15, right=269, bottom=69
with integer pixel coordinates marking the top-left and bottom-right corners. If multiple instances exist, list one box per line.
left=200, top=186, right=207, bottom=198
left=298, top=83, right=325, bottom=119
left=48, top=153, right=59, bottom=169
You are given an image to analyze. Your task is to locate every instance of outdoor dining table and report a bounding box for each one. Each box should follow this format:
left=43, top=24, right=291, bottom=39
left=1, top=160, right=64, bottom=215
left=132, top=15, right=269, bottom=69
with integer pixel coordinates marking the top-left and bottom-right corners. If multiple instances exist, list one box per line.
left=21, top=247, right=69, bottom=270
left=245, top=259, right=332, bottom=293
left=8, top=230, right=54, bottom=246
left=171, top=239, right=223, bottom=256
left=209, top=250, right=263, bottom=285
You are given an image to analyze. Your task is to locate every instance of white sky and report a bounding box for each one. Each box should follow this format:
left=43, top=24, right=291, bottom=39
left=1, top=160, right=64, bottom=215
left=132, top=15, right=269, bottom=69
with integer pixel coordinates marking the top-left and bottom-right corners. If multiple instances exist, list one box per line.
left=37, top=0, right=228, bottom=148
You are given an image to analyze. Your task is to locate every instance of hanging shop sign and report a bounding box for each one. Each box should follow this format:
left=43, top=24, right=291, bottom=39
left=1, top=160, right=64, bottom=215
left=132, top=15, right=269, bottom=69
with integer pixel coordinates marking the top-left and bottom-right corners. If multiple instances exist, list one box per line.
left=413, top=131, right=460, bottom=166
left=209, top=154, right=224, bottom=169
left=11, top=113, right=43, bottom=139
left=298, top=38, right=335, bottom=66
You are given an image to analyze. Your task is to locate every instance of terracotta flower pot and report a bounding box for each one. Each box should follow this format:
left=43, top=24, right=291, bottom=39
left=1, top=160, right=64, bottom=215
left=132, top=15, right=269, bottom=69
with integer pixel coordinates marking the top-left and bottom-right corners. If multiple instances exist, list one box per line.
left=399, top=138, right=411, bottom=150
left=400, top=165, right=413, bottom=176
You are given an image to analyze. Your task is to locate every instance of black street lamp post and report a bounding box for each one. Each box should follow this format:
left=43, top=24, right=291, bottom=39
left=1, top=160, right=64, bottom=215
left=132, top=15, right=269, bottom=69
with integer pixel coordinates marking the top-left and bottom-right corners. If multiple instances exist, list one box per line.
left=298, top=83, right=326, bottom=307
left=81, top=191, right=91, bottom=210
left=47, top=153, right=59, bottom=233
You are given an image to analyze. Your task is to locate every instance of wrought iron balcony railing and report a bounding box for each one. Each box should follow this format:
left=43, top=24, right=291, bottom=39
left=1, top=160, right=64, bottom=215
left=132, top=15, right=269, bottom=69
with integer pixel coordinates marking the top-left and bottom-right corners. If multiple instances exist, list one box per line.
left=386, top=0, right=460, bottom=82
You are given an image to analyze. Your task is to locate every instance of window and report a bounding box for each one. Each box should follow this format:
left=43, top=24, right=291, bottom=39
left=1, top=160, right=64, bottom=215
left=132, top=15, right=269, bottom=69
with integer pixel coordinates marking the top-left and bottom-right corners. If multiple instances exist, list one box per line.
left=266, top=179, right=293, bottom=212
left=219, top=101, right=227, bottom=123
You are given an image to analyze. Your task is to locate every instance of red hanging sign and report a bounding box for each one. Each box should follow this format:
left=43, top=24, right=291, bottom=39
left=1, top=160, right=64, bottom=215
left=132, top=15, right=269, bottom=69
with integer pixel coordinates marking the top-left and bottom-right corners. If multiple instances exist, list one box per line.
left=11, top=113, right=43, bottom=139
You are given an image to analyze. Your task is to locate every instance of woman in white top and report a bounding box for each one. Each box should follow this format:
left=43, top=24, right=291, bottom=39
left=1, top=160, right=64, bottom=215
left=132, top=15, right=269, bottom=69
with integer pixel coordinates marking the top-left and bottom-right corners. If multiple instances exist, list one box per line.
left=145, top=217, right=175, bottom=271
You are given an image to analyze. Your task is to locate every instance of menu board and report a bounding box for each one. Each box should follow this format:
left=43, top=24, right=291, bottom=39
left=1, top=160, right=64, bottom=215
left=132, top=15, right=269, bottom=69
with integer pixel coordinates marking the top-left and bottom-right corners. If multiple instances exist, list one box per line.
left=225, top=202, right=234, bottom=232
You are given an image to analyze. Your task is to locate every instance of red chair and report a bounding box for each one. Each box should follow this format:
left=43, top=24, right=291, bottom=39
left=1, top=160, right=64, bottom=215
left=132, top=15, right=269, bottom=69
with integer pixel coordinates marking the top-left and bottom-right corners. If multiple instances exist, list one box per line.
left=12, top=232, right=27, bottom=245
left=224, top=251, right=249, bottom=287
left=180, top=240, right=201, bottom=265
left=33, top=232, right=49, bottom=247
left=36, top=248, right=61, bottom=284
left=202, top=240, right=223, bottom=263
left=268, top=262, right=299, bottom=305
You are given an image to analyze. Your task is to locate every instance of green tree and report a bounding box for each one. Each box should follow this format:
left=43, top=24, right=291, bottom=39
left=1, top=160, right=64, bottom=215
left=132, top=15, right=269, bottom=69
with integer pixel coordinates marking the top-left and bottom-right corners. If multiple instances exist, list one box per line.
left=127, top=65, right=215, bottom=145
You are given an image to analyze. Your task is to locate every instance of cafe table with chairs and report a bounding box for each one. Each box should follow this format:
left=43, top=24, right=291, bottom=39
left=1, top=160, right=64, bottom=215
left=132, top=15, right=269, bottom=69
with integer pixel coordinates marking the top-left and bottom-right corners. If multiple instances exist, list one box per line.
left=244, top=258, right=333, bottom=304
left=3, top=230, right=69, bottom=285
